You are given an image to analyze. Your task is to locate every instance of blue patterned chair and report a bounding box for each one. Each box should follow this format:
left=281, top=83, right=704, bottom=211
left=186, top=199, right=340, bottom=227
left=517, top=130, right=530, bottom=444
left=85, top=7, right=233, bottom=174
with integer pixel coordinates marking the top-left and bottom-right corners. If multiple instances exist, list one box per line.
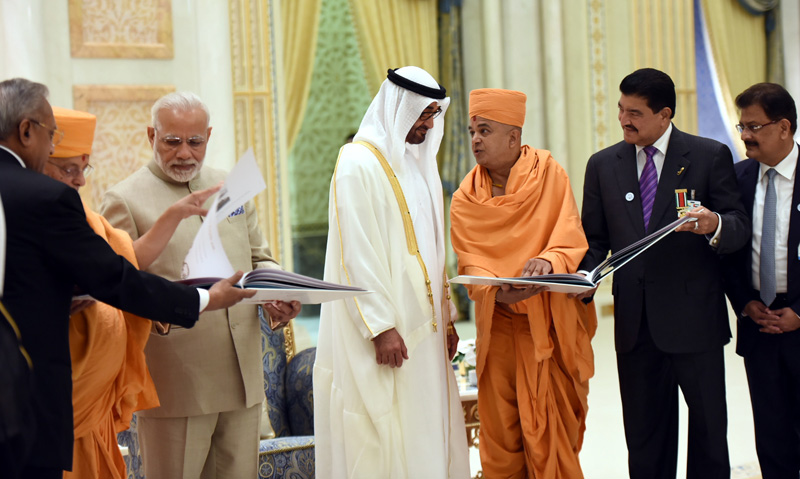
left=117, top=308, right=315, bottom=479
left=259, top=309, right=316, bottom=479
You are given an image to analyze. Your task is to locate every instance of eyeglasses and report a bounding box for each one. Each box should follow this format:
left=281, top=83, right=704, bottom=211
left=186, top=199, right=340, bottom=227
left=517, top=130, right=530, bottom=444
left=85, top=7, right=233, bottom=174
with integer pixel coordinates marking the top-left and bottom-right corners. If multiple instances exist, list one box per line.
left=48, top=161, right=94, bottom=178
left=418, top=107, right=443, bottom=122
left=735, top=120, right=779, bottom=134
left=28, top=119, right=65, bottom=146
left=156, top=131, right=207, bottom=150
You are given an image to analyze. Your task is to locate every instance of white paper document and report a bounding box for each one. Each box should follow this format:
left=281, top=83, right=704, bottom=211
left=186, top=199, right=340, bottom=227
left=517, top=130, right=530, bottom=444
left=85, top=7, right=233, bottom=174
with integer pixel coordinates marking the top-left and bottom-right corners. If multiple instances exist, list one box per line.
left=182, top=148, right=264, bottom=280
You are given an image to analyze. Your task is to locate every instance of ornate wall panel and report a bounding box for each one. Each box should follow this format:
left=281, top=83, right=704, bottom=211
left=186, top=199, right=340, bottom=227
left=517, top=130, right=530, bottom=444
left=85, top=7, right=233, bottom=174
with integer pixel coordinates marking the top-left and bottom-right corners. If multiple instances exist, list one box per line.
left=229, top=0, right=286, bottom=264
left=73, top=85, right=174, bottom=209
left=588, top=0, right=612, bottom=152
left=631, top=0, right=697, bottom=133
left=68, top=0, right=173, bottom=58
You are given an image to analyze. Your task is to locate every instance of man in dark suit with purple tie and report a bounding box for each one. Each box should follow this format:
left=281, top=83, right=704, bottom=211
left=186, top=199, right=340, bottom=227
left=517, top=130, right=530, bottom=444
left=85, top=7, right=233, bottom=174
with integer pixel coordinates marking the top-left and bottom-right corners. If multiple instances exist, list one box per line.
left=575, top=68, right=750, bottom=479
left=725, top=82, right=800, bottom=479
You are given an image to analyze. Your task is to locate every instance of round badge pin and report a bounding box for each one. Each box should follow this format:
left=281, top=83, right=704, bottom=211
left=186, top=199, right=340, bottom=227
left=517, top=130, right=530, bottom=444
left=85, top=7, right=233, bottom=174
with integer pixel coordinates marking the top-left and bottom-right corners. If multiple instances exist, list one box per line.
left=797, top=203, right=800, bottom=212
left=625, top=192, right=634, bottom=202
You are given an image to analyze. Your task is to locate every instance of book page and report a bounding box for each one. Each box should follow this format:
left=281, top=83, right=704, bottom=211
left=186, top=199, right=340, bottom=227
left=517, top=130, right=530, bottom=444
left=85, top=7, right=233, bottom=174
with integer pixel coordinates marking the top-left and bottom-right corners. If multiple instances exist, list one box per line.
left=182, top=196, right=236, bottom=279
left=214, top=148, right=266, bottom=221
left=589, top=215, right=691, bottom=284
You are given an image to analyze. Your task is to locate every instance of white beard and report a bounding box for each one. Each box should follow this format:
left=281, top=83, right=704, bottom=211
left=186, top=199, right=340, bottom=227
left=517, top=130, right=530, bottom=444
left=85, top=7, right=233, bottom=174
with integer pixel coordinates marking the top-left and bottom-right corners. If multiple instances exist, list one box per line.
left=154, top=148, right=200, bottom=183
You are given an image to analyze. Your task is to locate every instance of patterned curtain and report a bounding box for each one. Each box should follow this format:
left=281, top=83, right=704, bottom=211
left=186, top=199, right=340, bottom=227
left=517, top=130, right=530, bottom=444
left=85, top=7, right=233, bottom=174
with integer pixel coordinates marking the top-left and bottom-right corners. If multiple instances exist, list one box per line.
left=287, top=0, right=371, bottom=317
left=348, top=0, right=439, bottom=93
left=438, top=0, right=472, bottom=320
left=280, top=0, right=322, bottom=150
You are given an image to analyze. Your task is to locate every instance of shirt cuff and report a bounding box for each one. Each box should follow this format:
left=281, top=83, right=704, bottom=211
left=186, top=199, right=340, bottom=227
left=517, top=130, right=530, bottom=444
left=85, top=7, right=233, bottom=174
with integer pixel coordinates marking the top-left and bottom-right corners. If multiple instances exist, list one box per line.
left=707, top=213, right=722, bottom=248
left=197, top=288, right=210, bottom=313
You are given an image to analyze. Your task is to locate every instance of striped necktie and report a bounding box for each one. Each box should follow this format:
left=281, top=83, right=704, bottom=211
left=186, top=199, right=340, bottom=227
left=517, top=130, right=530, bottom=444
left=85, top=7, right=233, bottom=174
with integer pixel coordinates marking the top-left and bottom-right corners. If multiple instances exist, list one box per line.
left=640, top=146, right=658, bottom=231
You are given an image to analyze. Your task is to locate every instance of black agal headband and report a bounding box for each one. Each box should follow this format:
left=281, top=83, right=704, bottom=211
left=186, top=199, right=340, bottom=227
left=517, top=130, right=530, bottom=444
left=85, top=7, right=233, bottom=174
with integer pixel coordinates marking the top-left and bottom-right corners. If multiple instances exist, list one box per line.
left=387, top=68, right=446, bottom=100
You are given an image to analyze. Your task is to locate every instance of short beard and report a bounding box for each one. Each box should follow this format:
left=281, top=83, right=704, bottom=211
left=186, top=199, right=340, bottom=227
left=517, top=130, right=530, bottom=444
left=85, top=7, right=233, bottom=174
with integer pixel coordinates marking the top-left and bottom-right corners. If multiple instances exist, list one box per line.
left=154, top=148, right=200, bottom=183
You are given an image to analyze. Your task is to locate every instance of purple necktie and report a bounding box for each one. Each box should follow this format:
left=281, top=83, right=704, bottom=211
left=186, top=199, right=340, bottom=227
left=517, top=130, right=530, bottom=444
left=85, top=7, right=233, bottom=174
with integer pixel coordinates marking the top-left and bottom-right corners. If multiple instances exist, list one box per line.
left=640, top=146, right=658, bottom=230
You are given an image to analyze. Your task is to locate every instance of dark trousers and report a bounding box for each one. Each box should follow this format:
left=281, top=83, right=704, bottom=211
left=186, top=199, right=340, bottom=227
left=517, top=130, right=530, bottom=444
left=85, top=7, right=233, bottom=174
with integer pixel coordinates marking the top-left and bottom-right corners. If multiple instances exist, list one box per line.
left=617, top=316, right=730, bottom=479
left=744, top=294, right=800, bottom=479
left=19, top=466, right=61, bottom=479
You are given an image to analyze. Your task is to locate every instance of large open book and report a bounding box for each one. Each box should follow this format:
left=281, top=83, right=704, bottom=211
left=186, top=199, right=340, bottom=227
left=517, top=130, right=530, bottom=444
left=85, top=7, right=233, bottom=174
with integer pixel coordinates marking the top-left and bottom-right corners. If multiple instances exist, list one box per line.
left=450, top=215, right=693, bottom=294
left=178, top=269, right=369, bottom=304
left=177, top=149, right=369, bottom=305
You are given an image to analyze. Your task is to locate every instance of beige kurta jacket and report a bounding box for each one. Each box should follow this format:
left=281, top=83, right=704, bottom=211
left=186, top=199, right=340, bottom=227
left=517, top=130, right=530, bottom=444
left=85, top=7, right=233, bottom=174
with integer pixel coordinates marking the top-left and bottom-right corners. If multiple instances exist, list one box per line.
left=101, top=161, right=278, bottom=417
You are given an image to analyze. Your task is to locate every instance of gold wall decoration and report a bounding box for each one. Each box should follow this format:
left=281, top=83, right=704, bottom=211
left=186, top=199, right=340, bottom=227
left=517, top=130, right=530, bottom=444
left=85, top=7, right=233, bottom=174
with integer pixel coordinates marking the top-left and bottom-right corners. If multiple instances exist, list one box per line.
left=229, top=0, right=287, bottom=265
left=73, top=85, right=175, bottom=209
left=68, top=0, right=174, bottom=58
left=589, top=0, right=611, bottom=152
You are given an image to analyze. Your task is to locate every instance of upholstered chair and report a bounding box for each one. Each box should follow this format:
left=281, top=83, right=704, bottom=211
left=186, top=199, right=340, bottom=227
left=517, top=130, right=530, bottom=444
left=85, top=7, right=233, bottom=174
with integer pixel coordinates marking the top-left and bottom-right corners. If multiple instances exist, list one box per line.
left=258, top=308, right=316, bottom=479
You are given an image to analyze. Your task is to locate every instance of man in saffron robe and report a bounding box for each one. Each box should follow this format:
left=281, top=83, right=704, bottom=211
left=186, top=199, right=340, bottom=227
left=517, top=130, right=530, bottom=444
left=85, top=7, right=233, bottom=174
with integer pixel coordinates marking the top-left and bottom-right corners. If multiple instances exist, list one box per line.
left=44, top=107, right=219, bottom=479
left=314, top=66, right=469, bottom=478
left=450, top=88, right=597, bottom=479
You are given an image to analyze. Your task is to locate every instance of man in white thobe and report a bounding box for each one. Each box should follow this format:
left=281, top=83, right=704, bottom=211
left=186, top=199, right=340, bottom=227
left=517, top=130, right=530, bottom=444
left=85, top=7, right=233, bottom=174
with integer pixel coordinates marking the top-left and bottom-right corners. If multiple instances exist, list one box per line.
left=313, top=66, right=470, bottom=479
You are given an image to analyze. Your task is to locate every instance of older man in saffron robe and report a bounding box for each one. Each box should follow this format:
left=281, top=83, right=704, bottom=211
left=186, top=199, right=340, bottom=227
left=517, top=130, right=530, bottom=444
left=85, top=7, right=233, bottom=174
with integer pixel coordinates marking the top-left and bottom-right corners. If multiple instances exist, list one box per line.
left=450, top=89, right=597, bottom=479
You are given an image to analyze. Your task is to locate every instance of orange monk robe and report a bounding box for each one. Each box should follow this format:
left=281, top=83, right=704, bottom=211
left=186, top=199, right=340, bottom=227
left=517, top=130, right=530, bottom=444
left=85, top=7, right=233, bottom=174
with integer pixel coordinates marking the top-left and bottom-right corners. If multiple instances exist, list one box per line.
left=450, top=146, right=597, bottom=478
left=64, top=204, right=158, bottom=479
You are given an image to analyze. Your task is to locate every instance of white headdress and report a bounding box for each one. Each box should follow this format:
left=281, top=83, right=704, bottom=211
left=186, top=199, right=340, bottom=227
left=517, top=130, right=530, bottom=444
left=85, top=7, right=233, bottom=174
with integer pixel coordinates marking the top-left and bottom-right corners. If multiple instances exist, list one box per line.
left=353, top=66, right=451, bottom=313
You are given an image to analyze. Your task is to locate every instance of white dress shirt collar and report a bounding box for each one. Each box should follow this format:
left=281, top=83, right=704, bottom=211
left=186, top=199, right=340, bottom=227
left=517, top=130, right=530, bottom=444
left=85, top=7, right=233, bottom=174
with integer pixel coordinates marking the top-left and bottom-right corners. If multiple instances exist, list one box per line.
left=0, top=145, right=27, bottom=168
left=635, top=122, right=673, bottom=158
left=759, top=141, right=797, bottom=183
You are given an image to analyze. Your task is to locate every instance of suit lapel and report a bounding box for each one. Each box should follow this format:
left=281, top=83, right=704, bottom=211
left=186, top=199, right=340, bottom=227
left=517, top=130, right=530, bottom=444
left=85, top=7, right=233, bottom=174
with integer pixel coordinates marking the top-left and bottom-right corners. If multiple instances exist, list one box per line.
left=648, top=128, right=690, bottom=233
left=613, top=143, right=647, bottom=235
left=739, top=160, right=759, bottom=218
left=789, top=147, right=800, bottom=298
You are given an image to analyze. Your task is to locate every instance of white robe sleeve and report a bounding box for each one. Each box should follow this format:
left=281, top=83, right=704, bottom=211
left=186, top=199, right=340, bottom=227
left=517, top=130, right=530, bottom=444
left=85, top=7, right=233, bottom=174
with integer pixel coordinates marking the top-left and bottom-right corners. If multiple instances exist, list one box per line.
left=329, top=151, right=403, bottom=340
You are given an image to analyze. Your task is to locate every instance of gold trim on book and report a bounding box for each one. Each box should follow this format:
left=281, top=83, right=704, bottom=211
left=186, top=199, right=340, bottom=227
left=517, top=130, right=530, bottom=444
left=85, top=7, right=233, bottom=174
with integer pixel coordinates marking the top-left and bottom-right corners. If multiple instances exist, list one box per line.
left=353, top=141, right=437, bottom=332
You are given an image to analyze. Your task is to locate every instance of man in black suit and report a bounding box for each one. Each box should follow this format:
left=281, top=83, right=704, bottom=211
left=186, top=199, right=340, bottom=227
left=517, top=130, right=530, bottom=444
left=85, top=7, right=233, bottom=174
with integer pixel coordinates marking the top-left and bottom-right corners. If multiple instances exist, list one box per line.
left=575, top=68, right=749, bottom=479
left=0, top=78, right=255, bottom=479
left=725, top=83, right=800, bottom=479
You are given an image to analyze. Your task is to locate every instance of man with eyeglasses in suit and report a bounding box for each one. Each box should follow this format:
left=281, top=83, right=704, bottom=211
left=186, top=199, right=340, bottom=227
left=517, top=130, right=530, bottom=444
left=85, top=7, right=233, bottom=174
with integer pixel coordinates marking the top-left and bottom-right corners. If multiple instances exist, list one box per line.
left=101, top=91, right=301, bottom=479
left=724, top=82, right=800, bottom=479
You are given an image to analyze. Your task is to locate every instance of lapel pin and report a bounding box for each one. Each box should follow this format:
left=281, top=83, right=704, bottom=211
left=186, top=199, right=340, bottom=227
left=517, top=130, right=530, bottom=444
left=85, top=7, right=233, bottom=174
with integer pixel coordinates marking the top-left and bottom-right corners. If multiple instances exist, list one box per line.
left=625, top=192, right=634, bottom=202
left=677, top=167, right=685, bottom=176
left=796, top=204, right=800, bottom=212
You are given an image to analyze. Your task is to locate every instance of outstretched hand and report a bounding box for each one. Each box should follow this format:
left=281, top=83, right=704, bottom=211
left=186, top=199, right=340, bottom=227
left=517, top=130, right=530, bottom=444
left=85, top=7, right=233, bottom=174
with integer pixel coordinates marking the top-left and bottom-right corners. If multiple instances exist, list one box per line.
left=170, top=183, right=223, bottom=219
left=205, top=271, right=256, bottom=311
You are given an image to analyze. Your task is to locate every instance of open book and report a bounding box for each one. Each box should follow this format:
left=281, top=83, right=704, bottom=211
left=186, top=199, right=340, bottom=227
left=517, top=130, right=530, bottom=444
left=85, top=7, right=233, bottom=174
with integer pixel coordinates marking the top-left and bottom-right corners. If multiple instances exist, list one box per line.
left=450, top=215, right=693, bottom=294
left=178, top=269, right=369, bottom=304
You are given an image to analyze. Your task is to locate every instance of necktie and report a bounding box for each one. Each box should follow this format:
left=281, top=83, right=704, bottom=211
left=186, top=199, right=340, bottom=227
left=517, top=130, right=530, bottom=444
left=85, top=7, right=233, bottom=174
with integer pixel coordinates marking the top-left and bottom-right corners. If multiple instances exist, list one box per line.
left=760, top=168, right=777, bottom=306
left=640, top=146, right=658, bottom=231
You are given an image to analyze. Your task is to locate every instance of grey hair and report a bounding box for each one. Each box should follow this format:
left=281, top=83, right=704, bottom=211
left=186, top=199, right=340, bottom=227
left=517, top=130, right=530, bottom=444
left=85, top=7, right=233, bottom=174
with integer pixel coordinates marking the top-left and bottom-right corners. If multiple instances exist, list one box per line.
left=0, top=78, right=50, bottom=140
left=151, top=91, right=210, bottom=130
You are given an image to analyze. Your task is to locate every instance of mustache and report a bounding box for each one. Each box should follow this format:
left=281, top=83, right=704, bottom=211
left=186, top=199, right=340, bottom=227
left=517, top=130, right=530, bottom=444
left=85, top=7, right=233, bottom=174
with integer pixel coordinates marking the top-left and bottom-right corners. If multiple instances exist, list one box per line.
left=623, top=125, right=638, bottom=132
left=744, top=140, right=759, bottom=147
